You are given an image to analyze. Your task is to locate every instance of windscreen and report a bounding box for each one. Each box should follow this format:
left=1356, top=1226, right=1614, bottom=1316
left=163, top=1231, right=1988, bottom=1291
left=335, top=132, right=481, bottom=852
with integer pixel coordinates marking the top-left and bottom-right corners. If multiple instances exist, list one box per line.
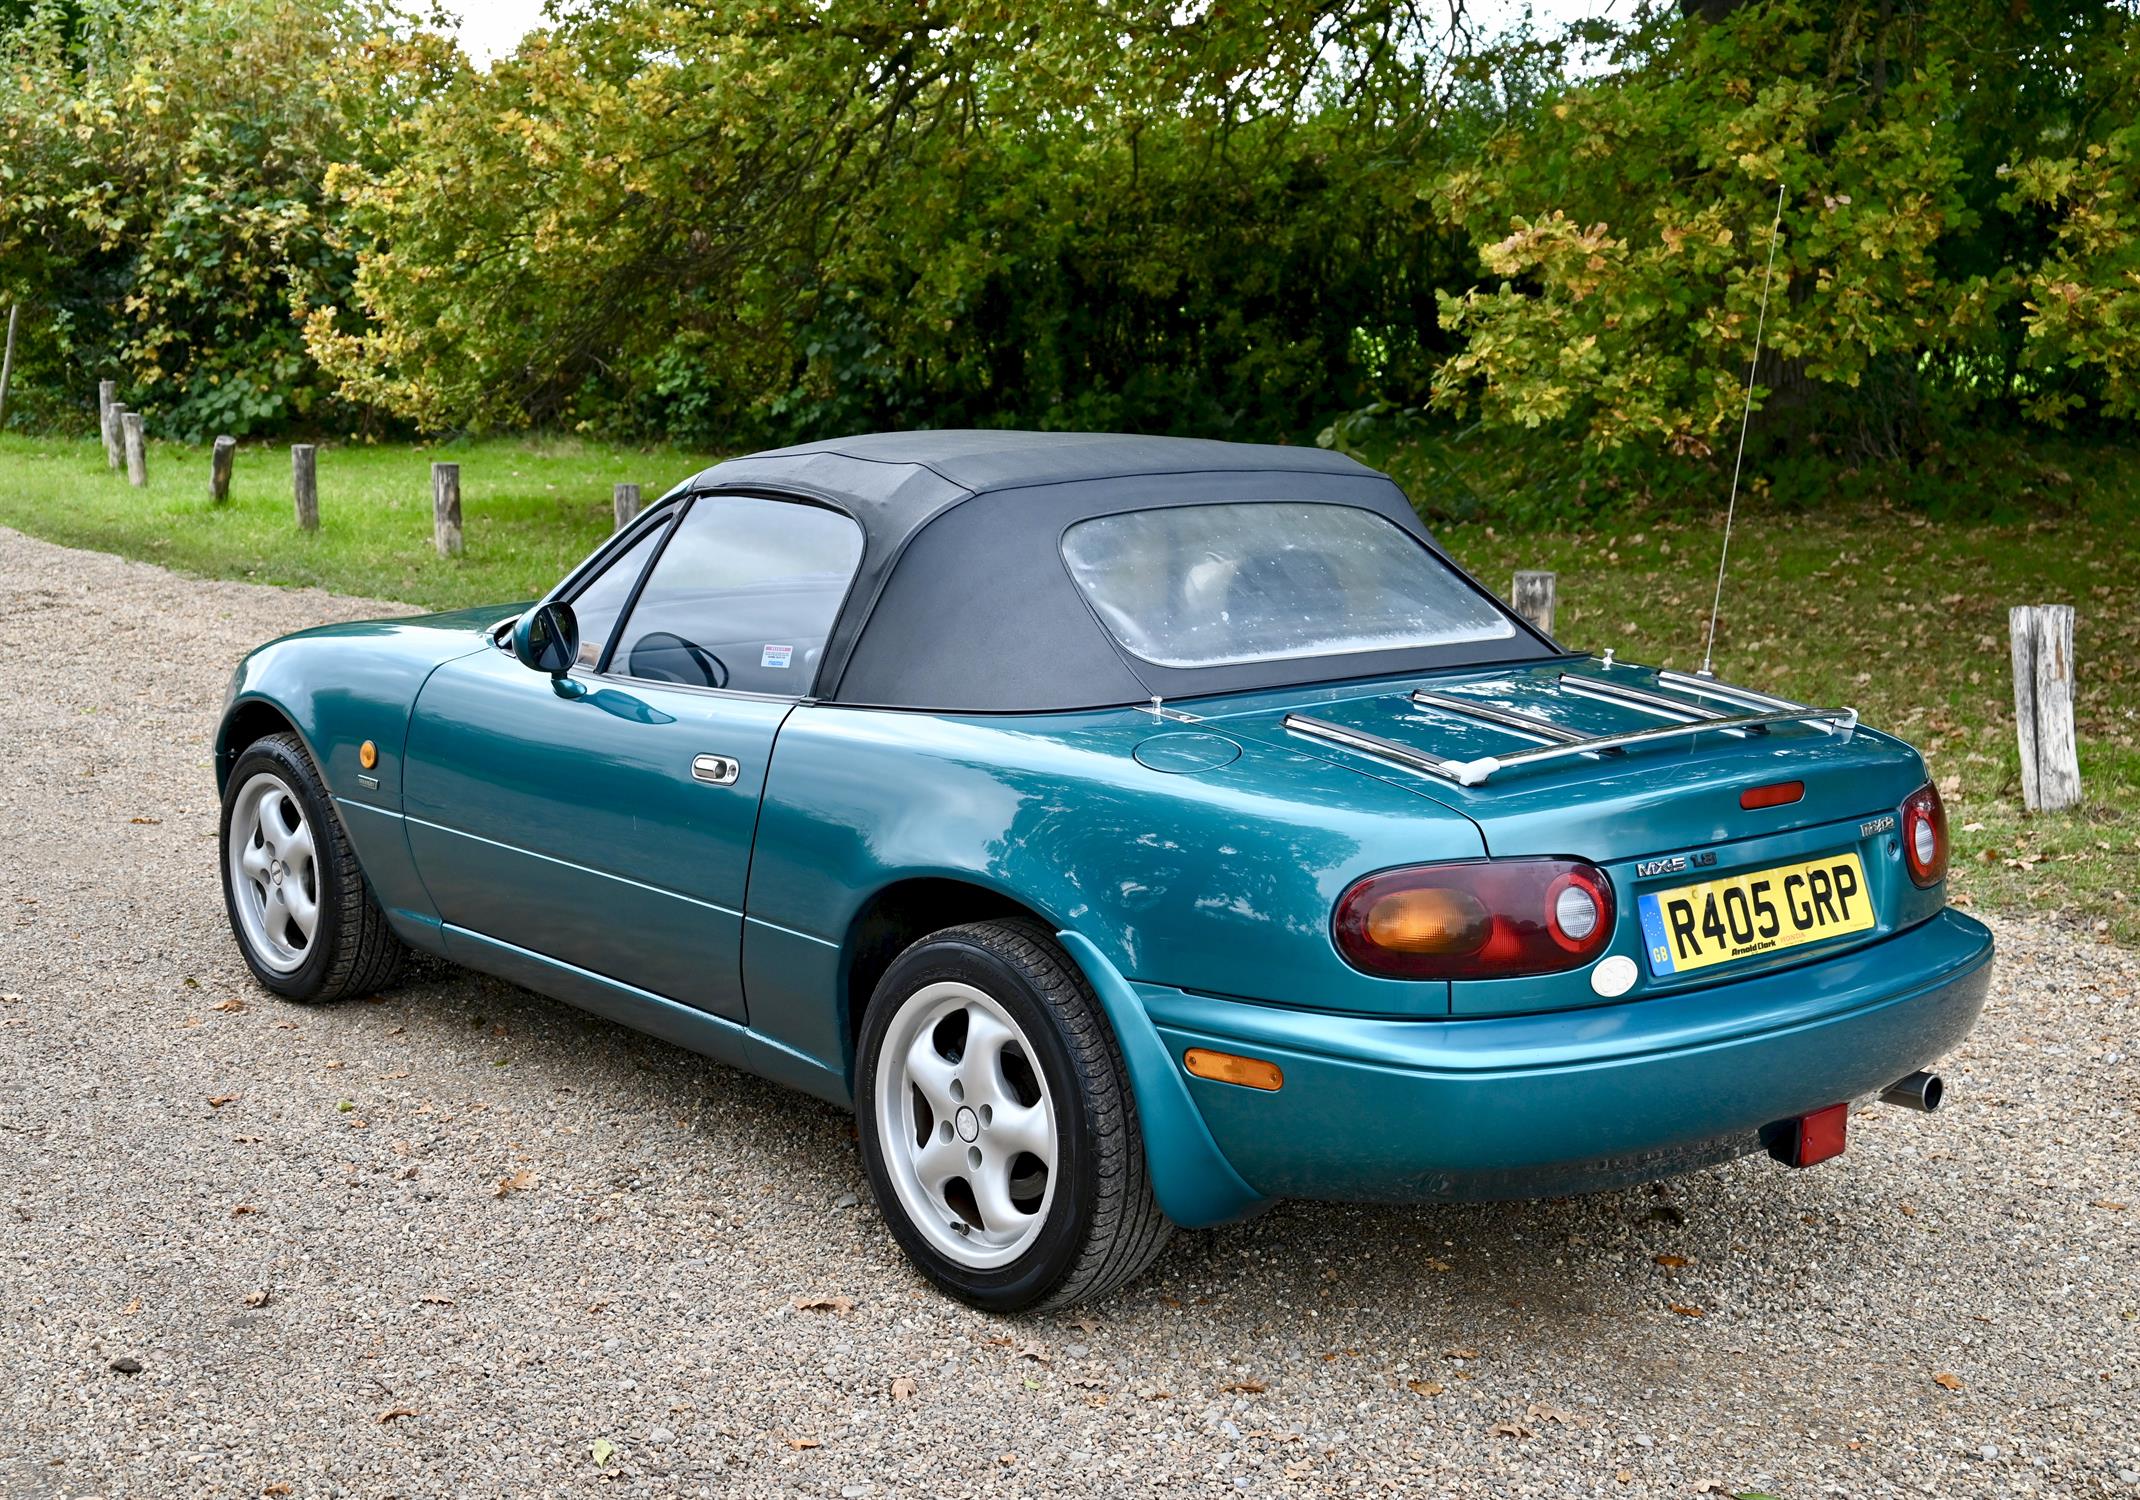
left=1060, top=502, right=1517, bottom=669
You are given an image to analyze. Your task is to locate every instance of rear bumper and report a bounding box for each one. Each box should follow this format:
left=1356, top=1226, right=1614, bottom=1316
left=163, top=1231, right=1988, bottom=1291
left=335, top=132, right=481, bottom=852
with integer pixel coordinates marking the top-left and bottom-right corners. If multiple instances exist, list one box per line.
left=1140, top=909, right=1993, bottom=1209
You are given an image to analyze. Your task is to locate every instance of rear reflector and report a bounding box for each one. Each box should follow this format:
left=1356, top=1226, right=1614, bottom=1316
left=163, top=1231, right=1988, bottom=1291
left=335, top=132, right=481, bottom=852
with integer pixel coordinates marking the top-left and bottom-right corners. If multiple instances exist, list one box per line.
left=1740, top=780, right=1805, bottom=810
left=1183, top=1049, right=1283, bottom=1091
left=1789, top=1102, right=1849, bottom=1167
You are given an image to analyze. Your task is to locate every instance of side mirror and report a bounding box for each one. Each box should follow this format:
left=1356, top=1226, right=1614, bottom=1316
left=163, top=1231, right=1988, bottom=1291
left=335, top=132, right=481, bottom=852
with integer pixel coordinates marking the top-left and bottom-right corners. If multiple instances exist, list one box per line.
left=511, top=601, right=579, bottom=677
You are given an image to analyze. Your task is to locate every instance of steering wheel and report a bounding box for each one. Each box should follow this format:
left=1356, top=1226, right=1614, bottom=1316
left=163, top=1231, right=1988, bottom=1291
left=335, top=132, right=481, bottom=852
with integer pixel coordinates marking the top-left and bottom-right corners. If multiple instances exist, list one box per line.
left=626, top=631, right=729, bottom=690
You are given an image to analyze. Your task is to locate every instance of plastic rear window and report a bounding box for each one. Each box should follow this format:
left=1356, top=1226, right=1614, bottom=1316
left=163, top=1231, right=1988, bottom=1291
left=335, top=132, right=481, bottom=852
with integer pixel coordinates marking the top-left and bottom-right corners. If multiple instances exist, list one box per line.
left=1061, top=502, right=1516, bottom=669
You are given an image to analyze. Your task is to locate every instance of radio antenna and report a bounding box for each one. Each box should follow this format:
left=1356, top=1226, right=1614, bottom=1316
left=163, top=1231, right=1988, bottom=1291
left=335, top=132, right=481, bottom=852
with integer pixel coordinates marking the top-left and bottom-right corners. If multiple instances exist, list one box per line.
left=1699, top=181, right=1787, bottom=680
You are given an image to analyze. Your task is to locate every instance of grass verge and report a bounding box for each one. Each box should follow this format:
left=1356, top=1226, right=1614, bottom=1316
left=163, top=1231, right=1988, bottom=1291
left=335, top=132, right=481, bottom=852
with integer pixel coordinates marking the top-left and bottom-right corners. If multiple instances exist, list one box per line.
left=1, top=429, right=2132, bottom=941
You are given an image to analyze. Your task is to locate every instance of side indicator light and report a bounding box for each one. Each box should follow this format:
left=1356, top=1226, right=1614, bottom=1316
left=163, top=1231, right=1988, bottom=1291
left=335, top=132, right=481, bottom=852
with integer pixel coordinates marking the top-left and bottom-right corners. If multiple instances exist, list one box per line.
left=1740, top=779, right=1804, bottom=810
left=1183, top=1048, right=1283, bottom=1092
left=1789, top=1101, right=1849, bottom=1167
left=358, top=739, right=379, bottom=770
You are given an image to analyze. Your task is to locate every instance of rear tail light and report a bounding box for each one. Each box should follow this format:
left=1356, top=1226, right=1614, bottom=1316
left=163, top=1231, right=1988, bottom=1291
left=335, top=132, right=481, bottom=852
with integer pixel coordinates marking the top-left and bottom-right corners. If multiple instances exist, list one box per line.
left=1334, top=859, right=1616, bottom=980
left=1901, top=782, right=1948, bottom=887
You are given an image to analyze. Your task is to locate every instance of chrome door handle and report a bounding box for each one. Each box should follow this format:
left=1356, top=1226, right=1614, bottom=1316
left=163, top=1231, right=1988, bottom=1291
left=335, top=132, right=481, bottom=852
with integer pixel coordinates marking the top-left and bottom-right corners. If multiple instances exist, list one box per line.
left=691, top=754, right=740, bottom=786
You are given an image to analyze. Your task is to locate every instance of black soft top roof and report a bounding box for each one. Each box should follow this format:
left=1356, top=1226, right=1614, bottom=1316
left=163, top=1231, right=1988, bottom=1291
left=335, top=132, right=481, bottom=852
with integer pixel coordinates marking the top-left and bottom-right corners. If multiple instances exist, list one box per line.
left=672, top=431, right=1552, bottom=712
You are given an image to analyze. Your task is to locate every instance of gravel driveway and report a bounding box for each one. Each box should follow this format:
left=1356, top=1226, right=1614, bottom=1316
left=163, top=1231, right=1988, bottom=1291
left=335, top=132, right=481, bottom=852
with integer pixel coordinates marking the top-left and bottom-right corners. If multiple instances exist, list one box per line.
left=1, top=522, right=2135, bottom=1499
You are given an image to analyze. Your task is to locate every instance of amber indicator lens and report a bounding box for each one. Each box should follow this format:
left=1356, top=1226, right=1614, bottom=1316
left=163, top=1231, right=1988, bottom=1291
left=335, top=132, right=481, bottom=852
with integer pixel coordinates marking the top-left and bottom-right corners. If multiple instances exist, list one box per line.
left=1739, top=779, right=1803, bottom=810
left=358, top=739, right=378, bottom=770
left=1363, top=886, right=1490, bottom=954
left=1183, top=1048, right=1284, bottom=1091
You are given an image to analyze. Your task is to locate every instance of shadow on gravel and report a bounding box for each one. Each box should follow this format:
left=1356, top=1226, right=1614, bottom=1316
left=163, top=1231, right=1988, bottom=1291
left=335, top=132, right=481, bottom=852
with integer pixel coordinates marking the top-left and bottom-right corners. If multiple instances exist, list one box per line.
left=349, top=950, right=1953, bottom=1355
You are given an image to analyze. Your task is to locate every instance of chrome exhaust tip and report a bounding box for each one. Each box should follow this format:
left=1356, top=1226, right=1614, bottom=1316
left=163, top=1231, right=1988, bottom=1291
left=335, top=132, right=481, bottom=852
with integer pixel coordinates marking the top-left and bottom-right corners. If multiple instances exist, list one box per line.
left=1879, top=1071, right=1943, bottom=1113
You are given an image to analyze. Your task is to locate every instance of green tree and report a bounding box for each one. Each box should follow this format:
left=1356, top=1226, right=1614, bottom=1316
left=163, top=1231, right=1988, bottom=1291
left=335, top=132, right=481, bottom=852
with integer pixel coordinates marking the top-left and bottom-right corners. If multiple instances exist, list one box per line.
left=1428, top=0, right=2140, bottom=480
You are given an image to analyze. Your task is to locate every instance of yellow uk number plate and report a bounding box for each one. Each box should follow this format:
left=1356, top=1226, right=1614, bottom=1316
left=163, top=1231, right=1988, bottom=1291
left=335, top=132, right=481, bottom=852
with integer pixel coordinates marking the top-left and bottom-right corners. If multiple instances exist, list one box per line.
left=1637, top=853, right=1875, bottom=976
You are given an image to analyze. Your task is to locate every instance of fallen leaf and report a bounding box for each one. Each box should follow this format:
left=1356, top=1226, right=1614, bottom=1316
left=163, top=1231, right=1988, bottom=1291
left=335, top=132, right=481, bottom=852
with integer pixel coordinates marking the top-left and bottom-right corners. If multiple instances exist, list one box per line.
left=591, top=1437, right=615, bottom=1466
left=244, top=1289, right=271, bottom=1308
left=790, top=1294, right=854, bottom=1315
left=1669, top=1303, right=1705, bottom=1317
left=377, top=1407, right=418, bottom=1424
left=264, top=1484, right=294, bottom=1496
left=1899, top=1203, right=1918, bottom=1217
left=211, top=998, right=245, bottom=1013
left=785, top=1436, right=820, bottom=1451
left=997, top=1454, right=1017, bottom=1467
left=1932, top=1371, right=1965, bottom=1391
left=1526, top=1402, right=1576, bottom=1425
left=1406, top=1379, right=1445, bottom=1397
left=230, top=1204, right=257, bottom=1217
left=129, top=815, right=161, bottom=824
left=208, top=1095, right=238, bottom=1109
left=1222, top=1378, right=1268, bottom=1394
left=494, top=1169, right=536, bottom=1198
left=1489, top=1419, right=1534, bottom=1438
left=120, top=1298, right=141, bottom=1316
left=418, top=1293, right=454, bottom=1306
left=2092, top=1199, right=2128, bottom=1211
left=1009, top=1339, right=1049, bottom=1362
left=1653, top=1253, right=1689, bottom=1268
left=890, top=1376, right=918, bottom=1401
left=1445, top=1347, right=1480, bottom=1359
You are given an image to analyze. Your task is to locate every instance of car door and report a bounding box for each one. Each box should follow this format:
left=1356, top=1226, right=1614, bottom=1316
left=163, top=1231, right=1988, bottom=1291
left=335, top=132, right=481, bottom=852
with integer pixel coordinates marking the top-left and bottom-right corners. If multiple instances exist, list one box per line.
left=401, top=492, right=865, bottom=1021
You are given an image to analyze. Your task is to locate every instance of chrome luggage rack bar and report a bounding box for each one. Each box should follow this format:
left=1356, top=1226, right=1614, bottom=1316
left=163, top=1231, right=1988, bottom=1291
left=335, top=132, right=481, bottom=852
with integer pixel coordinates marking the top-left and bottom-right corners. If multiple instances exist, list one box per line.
left=1287, top=668, right=1857, bottom=788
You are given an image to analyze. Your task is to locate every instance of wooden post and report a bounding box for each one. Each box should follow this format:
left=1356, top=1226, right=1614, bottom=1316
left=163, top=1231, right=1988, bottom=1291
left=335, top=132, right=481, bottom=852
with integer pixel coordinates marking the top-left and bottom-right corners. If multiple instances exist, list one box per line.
left=613, top=482, right=642, bottom=531
left=291, top=444, right=318, bottom=532
left=103, top=402, right=126, bottom=471
left=431, top=461, right=463, bottom=556
left=210, top=435, right=236, bottom=504
left=97, top=379, right=116, bottom=451
left=2009, top=605, right=2081, bottom=813
left=1512, top=570, right=1557, bottom=636
left=121, top=411, right=146, bottom=486
left=0, top=303, right=17, bottom=430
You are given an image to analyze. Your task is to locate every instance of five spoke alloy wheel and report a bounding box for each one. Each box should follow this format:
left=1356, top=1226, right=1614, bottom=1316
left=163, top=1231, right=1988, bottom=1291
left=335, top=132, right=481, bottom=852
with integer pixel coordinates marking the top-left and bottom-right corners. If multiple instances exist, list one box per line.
left=218, top=731, right=404, bottom=1003
left=226, top=771, right=321, bottom=973
left=875, top=980, right=1059, bottom=1269
left=857, top=920, right=1172, bottom=1312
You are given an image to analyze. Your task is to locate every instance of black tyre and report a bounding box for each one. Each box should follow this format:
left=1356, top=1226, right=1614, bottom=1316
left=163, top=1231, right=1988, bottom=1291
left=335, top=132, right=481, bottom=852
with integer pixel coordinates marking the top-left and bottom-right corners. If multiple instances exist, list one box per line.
left=856, top=919, right=1173, bottom=1312
left=219, top=732, right=404, bottom=1002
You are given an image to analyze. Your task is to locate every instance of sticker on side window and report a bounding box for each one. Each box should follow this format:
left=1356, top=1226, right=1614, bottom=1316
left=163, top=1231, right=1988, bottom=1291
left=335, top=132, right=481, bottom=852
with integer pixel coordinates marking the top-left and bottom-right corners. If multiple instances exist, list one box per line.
left=760, top=644, right=793, bottom=669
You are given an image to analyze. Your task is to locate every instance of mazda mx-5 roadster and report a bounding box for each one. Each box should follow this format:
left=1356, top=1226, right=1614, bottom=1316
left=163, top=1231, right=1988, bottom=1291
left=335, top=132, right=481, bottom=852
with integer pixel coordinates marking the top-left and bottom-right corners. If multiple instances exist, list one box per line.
left=216, top=431, right=1993, bottom=1310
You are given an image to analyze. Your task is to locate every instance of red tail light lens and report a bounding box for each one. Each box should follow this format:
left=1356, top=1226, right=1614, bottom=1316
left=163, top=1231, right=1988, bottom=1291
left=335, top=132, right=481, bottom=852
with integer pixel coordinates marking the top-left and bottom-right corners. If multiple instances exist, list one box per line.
left=1334, top=860, right=1617, bottom=979
left=1901, top=782, right=1948, bottom=887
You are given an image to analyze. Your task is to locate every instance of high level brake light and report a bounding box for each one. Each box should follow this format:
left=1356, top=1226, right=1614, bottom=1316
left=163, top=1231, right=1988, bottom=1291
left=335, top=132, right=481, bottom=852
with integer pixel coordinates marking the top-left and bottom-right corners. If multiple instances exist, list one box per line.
left=1333, top=860, right=1616, bottom=980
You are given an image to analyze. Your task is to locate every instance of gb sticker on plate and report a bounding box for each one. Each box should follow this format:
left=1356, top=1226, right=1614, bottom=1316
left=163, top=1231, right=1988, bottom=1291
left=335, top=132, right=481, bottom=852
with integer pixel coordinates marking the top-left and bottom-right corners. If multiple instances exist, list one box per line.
left=760, top=644, right=793, bottom=670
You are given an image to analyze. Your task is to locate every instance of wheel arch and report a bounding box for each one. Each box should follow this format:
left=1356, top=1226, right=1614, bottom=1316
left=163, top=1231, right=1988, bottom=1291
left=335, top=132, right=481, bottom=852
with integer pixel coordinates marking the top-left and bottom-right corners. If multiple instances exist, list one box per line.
left=216, top=696, right=312, bottom=794
left=838, top=876, right=1046, bottom=1074
left=833, top=875, right=1269, bottom=1230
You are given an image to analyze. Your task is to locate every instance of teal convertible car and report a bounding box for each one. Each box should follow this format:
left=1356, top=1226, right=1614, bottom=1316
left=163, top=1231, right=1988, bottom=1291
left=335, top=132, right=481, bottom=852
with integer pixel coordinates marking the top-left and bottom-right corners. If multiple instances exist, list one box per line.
left=217, top=431, right=1994, bottom=1310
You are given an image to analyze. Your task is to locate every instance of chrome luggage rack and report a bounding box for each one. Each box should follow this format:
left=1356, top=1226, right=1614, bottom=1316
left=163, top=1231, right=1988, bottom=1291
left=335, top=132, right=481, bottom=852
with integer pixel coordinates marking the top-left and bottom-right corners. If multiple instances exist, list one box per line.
left=1284, top=661, right=1857, bottom=788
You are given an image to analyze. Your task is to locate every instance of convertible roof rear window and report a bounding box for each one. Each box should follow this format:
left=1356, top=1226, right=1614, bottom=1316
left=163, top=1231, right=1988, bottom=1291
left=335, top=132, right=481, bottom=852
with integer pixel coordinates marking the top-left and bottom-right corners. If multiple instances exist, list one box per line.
left=1061, top=502, right=1516, bottom=670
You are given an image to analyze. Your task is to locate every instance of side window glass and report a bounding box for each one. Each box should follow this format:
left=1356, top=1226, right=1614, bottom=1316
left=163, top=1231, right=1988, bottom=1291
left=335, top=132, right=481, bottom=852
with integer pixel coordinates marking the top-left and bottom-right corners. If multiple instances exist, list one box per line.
left=567, top=517, right=671, bottom=668
left=609, top=496, right=864, bottom=694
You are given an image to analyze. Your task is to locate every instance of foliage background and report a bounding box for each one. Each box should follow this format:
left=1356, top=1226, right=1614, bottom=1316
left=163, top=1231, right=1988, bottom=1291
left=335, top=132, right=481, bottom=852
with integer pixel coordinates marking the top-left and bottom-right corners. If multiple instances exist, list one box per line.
left=1, top=0, right=2135, bottom=512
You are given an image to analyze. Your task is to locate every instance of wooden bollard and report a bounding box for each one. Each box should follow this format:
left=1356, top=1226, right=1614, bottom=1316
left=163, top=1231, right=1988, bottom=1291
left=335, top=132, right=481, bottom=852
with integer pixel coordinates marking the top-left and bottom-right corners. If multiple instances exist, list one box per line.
left=104, top=402, right=127, bottom=471
left=95, top=378, right=115, bottom=456
left=291, top=444, right=319, bottom=532
left=613, top=482, right=641, bottom=531
left=2010, top=604, right=2081, bottom=812
left=121, top=411, right=147, bottom=486
left=210, top=435, right=236, bottom=504
left=0, top=302, right=15, bottom=430
left=432, top=461, right=463, bottom=556
left=1512, top=570, right=1557, bottom=636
